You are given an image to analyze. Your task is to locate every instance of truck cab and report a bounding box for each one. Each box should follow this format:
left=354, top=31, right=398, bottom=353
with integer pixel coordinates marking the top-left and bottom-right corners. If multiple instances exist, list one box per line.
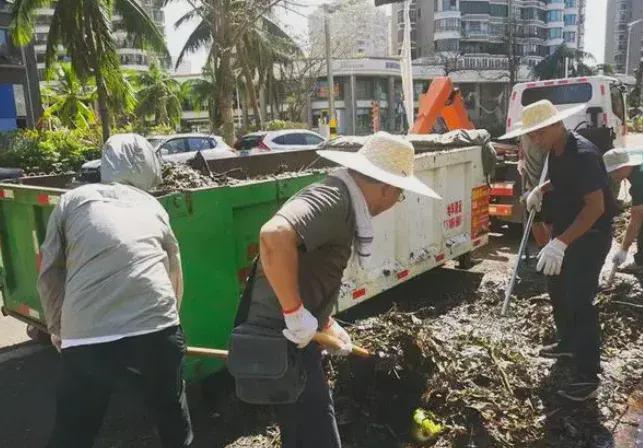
left=491, top=76, right=627, bottom=224
left=506, top=76, right=627, bottom=150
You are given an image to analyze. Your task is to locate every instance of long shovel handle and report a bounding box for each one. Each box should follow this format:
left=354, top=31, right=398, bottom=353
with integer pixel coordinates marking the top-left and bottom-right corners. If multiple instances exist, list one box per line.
left=313, top=332, right=372, bottom=358
left=501, top=154, right=549, bottom=316
left=185, top=332, right=372, bottom=360
left=186, top=346, right=229, bottom=359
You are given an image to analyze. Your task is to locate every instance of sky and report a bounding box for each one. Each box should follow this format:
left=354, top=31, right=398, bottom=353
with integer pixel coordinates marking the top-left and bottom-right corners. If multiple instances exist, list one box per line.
left=164, top=0, right=608, bottom=73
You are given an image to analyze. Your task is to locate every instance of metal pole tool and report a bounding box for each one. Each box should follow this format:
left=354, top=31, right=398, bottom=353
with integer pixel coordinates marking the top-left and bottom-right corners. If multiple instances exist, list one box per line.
left=501, top=155, right=549, bottom=316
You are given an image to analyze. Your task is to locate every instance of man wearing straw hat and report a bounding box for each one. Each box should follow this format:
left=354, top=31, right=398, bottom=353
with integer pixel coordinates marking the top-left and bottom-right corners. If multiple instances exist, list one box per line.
left=500, top=100, right=616, bottom=402
left=242, top=131, right=440, bottom=447
left=603, top=148, right=643, bottom=273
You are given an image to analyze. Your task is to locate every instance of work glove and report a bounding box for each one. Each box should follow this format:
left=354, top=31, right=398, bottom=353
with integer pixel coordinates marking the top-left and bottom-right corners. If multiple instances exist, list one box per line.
left=526, top=186, right=544, bottom=213
left=282, top=304, right=318, bottom=348
left=50, top=334, right=62, bottom=353
left=323, top=319, right=352, bottom=356
left=612, top=248, right=628, bottom=267
left=537, top=239, right=567, bottom=276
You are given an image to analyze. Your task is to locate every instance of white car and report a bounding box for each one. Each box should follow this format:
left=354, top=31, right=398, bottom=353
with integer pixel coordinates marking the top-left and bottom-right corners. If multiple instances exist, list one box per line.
left=234, top=130, right=326, bottom=155
left=80, top=134, right=236, bottom=182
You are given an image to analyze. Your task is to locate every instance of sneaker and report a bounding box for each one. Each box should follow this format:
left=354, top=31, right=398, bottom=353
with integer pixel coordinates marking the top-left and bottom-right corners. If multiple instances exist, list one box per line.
left=557, top=381, right=599, bottom=402
left=619, top=262, right=643, bottom=274
left=539, top=342, right=573, bottom=359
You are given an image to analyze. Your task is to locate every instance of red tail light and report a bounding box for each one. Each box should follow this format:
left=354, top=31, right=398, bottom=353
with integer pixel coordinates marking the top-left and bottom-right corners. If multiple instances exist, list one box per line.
left=257, top=139, right=270, bottom=151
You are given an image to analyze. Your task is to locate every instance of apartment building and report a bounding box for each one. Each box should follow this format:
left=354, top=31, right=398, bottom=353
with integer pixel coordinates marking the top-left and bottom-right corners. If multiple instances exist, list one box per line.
left=605, top=0, right=643, bottom=74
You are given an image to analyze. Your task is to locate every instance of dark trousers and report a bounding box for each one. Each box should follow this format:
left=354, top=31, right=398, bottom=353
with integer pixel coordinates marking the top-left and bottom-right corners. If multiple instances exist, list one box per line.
left=275, top=344, right=341, bottom=448
left=47, top=325, right=193, bottom=448
left=547, top=230, right=611, bottom=379
left=635, top=226, right=643, bottom=265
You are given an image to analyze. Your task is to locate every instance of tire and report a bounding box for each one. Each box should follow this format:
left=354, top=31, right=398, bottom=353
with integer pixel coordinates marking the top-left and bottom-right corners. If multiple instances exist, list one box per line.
left=26, top=325, right=50, bottom=343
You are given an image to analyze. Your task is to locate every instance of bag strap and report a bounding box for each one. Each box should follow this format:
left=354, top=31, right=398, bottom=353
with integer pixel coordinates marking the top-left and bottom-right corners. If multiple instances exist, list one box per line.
left=234, top=257, right=259, bottom=326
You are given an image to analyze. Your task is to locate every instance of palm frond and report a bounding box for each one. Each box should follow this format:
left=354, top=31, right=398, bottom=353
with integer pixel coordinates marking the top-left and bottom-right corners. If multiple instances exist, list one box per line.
left=9, top=0, right=54, bottom=46
left=113, top=0, right=169, bottom=57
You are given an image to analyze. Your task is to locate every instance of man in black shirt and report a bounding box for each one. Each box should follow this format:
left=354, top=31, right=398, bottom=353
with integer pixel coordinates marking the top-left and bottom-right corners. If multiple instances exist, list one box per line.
left=500, top=100, right=615, bottom=402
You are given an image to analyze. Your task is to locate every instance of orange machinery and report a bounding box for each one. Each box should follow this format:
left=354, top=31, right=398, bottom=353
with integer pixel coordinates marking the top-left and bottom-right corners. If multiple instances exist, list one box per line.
left=410, top=76, right=521, bottom=224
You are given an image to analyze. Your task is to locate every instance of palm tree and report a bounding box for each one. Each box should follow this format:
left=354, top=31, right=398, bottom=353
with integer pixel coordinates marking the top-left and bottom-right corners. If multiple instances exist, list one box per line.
left=41, top=63, right=96, bottom=130
left=532, top=45, right=596, bottom=80
left=133, top=62, right=183, bottom=128
left=182, top=65, right=219, bottom=131
left=167, top=0, right=298, bottom=143
left=11, top=0, right=169, bottom=142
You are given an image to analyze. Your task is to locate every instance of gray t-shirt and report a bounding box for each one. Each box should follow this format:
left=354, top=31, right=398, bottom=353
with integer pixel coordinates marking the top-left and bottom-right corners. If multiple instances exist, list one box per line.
left=246, top=176, right=355, bottom=330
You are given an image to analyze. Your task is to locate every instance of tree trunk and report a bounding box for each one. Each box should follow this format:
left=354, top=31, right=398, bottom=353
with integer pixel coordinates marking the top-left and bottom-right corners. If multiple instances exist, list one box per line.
left=218, top=53, right=235, bottom=144
left=95, top=70, right=111, bottom=142
left=242, top=63, right=262, bottom=129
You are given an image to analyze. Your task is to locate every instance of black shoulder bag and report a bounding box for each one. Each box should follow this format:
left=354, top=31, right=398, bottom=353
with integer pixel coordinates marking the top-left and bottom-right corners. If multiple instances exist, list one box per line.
left=227, top=259, right=307, bottom=405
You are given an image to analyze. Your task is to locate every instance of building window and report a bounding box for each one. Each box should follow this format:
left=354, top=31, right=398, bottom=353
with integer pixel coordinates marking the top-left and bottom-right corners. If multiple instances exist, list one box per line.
left=548, top=28, right=563, bottom=39
left=442, top=0, right=457, bottom=11
left=0, top=28, right=7, bottom=50
left=546, top=10, right=563, bottom=22
left=490, top=4, right=508, bottom=17
left=397, top=10, right=404, bottom=24
left=564, top=0, right=576, bottom=7
left=435, top=18, right=460, bottom=31
left=435, top=38, right=459, bottom=52
left=564, top=31, right=576, bottom=43
left=355, top=79, right=373, bottom=100
left=435, top=0, right=439, bottom=11
left=564, top=14, right=576, bottom=25
left=460, top=1, right=490, bottom=14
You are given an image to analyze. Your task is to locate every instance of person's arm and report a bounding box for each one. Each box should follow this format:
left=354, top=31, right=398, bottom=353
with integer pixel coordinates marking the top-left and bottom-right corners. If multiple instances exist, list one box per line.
left=621, top=205, right=643, bottom=250
left=37, top=204, right=66, bottom=337
left=557, top=189, right=605, bottom=246
left=162, top=225, right=184, bottom=309
left=259, top=215, right=302, bottom=312
left=539, top=180, right=553, bottom=194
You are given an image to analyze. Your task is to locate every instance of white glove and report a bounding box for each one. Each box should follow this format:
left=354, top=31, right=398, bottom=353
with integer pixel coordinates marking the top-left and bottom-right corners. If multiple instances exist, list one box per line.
left=526, top=187, right=544, bottom=213
left=537, top=239, right=567, bottom=276
left=612, top=248, right=628, bottom=267
left=517, top=159, right=527, bottom=177
left=50, top=334, right=62, bottom=353
left=323, top=319, right=352, bottom=356
left=282, top=304, right=318, bottom=348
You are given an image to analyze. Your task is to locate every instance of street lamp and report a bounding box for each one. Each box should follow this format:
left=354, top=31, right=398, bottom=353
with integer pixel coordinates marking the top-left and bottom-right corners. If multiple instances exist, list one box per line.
left=625, top=19, right=643, bottom=75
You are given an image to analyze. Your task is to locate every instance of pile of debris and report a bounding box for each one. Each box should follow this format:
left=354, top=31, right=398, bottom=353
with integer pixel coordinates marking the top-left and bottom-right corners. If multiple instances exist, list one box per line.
left=157, top=163, right=237, bottom=191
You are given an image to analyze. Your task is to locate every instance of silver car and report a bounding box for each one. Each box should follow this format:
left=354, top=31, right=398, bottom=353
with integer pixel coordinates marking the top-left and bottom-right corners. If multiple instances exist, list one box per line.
left=234, top=129, right=326, bottom=155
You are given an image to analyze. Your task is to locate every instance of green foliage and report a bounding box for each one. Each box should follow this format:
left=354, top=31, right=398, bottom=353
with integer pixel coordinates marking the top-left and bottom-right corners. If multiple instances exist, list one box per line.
left=531, top=45, right=595, bottom=80
left=41, top=63, right=97, bottom=129
left=0, top=129, right=101, bottom=173
left=132, top=63, right=183, bottom=128
left=264, top=120, right=308, bottom=131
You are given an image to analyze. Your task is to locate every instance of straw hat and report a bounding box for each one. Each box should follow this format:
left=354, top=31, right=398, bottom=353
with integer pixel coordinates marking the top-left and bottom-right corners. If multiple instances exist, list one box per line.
left=603, top=148, right=643, bottom=173
left=499, top=100, right=586, bottom=140
left=317, top=131, right=441, bottom=198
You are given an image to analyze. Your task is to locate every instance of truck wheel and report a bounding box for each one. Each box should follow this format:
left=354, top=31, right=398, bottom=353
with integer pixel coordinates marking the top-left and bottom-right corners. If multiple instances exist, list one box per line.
left=458, top=252, right=475, bottom=270
left=26, top=325, right=49, bottom=343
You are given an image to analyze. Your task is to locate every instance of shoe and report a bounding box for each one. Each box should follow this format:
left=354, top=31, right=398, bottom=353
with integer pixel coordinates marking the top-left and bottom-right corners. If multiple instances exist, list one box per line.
left=619, top=262, right=643, bottom=274
left=539, top=342, right=573, bottom=359
left=557, top=381, right=599, bottom=402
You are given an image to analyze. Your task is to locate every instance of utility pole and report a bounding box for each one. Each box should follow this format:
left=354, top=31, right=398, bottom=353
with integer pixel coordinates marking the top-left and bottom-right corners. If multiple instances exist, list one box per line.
left=324, top=5, right=336, bottom=135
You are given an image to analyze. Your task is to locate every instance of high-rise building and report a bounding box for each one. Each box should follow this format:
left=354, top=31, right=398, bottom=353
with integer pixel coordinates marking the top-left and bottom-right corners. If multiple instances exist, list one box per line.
left=0, top=0, right=41, bottom=130
left=32, top=0, right=166, bottom=80
left=391, top=0, right=585, bottom=67
left=605, top=0, right=643, bottom=74
left=308, top=0, right=390, bottom=59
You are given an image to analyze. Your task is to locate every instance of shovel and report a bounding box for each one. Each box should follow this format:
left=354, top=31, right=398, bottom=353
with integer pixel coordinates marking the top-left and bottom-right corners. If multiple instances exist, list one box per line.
left=186, top=331, right=372, bottom=360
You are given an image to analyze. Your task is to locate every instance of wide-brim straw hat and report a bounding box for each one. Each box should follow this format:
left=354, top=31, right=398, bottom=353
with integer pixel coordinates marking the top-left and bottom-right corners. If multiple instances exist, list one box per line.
left=317, top=131, right=441, bottom=199
left=603, top=147, right=643, bottom=173
left=498, top=100, right=586, bottom=140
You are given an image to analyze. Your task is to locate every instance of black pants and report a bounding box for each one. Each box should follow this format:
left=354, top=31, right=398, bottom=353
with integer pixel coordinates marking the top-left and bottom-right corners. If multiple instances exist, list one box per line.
left=47, top=325, right=193, bottom=448
left=547, top=230, right=611, bottom=379
left=275, top=344, right=341, bottom=448
left=635, top=226, right=643, bottom=265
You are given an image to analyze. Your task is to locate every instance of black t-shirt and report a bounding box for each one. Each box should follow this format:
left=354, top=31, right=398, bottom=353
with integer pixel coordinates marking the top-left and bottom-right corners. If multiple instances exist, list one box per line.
left=548, top=132, right=615, bottom=236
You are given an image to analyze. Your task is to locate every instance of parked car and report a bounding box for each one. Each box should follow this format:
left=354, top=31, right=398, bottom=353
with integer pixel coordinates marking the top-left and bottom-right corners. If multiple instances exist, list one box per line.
left=234, top=130, right=326, bottom=155
left=80, top=134, right=236, bottom=182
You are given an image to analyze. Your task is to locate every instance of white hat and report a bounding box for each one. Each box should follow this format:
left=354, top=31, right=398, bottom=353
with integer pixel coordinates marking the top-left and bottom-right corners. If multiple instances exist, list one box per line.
left=498, top=100, right=586, bottom=140
left=317, top=131, right=441, bottom=199
left=603, top=148, right=643, bottom=173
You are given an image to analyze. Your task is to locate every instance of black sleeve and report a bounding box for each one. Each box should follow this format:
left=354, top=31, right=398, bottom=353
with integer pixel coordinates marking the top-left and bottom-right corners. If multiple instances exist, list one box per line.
left=575, top=153, right=608, bottom=197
